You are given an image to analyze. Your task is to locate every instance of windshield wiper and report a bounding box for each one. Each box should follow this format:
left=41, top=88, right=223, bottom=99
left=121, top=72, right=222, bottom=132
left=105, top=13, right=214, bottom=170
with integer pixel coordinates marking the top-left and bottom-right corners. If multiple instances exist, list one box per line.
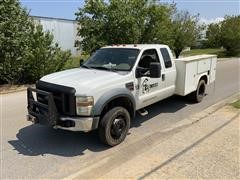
left=92, top=66, right=117, bottom=72
left=81, top=64, right=91, bottom=69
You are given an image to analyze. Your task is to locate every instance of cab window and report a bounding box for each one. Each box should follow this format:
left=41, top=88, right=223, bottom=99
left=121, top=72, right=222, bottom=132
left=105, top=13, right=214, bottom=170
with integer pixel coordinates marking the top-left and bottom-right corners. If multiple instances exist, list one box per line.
left=138, top=49, right=160, bottom=69
left=160, top=48, right=172, bottom=68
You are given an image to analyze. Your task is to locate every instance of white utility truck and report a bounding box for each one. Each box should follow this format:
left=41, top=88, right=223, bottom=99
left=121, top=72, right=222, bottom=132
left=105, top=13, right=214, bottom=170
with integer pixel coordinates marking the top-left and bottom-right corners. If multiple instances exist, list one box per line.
left=27, top=44, right=217, bottom=146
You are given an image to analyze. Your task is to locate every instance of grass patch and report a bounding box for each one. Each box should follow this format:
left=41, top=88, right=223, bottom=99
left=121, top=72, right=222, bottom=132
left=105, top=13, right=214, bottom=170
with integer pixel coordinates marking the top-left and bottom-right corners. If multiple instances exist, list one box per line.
left=231, top=99, right=240, bottom=109
left=181, top=48, right=240, bottom=58
left=181, top=48, right=225, bottom=57
left=63, top=56, right=81, bottom=69
left=63, top=54, right=89, bottom=70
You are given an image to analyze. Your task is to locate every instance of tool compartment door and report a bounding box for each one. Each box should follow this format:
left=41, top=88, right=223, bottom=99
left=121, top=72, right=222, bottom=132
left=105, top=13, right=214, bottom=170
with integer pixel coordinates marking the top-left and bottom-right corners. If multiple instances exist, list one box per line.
left=197, top=59, right=211, bottom=74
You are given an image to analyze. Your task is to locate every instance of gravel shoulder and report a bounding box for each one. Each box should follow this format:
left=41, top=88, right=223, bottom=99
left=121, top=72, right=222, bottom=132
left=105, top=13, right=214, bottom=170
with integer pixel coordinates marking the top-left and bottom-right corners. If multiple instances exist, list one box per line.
left=0, top=84, right=34, bottom=94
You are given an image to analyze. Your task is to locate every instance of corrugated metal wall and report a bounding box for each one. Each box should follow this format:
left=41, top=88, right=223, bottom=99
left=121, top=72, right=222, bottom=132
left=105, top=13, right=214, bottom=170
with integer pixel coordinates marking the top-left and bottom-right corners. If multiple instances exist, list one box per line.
left=32, top=16, right=80, bottom=56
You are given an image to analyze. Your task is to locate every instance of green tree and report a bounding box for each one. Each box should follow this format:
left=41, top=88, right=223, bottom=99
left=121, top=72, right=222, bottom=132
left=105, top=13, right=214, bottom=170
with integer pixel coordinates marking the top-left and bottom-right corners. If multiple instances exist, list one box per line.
left=105, top=0, right=148, bottom=44
left=220, top=16, right=240, bottom=55
left=141, top=2, right=175, bottom=46
left=75, top=0, right=107, bottom=53
left=22, top=25, right=71, bottom=83
left=0, top=0, right=71, bottom=84
left=75, top=0, right=175, bottom=53
left=172, top=11, right=201, bottom=58
left=206, top=23, right=221, bottom=48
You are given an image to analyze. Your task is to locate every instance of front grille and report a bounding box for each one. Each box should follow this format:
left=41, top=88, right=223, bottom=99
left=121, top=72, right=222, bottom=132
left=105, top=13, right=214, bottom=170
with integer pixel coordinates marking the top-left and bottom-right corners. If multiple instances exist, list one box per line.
left=36, top=81, right=76, bottom=116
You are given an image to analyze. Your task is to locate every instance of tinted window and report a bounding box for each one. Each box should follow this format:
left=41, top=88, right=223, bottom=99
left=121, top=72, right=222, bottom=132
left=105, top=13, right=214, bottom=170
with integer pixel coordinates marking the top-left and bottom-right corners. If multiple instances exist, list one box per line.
left=84, top=48, right=140, bottom=71
left=160, top=48, right=172, bottom=68
left=138, top=49, right=160, bottom=69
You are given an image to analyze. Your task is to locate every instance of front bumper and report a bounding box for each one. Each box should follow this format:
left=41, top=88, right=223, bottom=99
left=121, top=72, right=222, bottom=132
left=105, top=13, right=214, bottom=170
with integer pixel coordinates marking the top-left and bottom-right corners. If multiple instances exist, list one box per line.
left=27, top=87, right=99, bottom=132
left=27, top=114, right=99, bottom=132
left=54, top=116, right=99, bottom=132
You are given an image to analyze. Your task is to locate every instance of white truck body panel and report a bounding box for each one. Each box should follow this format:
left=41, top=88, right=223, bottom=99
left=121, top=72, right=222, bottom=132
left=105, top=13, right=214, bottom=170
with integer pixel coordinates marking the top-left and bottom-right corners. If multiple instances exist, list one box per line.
left=41, top=68, right=133, bottom=105
left=130, top=45, right=176, bottom=109
left=174, top=55, right=217, bottom=96
left=27, top=44, right=217, bottom=136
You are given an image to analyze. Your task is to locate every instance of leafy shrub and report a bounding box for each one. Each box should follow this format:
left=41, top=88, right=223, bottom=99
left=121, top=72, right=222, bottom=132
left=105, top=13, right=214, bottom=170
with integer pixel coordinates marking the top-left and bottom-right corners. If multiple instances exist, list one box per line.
left=0, top=0, right=71, bottom=84
left=63, top=54, right=89, bottom=70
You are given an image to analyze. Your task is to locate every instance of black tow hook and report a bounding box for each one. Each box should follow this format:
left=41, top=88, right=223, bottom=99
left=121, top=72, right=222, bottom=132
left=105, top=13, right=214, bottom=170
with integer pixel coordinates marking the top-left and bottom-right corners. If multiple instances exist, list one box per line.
left=26, top=114, right=39, bottom=123
left=58, top=120, right=75, bottom=128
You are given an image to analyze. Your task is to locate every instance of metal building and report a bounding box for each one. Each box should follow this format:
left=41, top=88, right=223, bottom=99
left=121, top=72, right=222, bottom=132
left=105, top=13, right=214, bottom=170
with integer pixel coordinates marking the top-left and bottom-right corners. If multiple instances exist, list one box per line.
left=32, top=16, right=80, bottom=56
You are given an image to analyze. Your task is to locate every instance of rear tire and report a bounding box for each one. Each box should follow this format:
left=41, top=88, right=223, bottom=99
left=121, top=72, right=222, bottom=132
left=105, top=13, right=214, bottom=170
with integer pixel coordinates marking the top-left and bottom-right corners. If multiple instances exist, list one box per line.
left=98, top=107, right=130, bottom=146
left=189, top=79, right=206, bottom=103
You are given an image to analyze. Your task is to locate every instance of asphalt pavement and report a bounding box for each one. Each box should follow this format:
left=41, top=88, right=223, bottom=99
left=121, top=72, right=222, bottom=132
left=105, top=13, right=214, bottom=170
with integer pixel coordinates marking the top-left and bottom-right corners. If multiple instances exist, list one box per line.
left=1, top=58, right=239, bottom=179
left=100, top=105, right=239, bottom=179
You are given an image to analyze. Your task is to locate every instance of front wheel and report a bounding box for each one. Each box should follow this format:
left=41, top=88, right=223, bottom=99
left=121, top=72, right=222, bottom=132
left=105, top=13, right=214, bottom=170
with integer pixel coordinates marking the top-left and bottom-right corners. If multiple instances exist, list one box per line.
left=98, top=107, right=130, bottom=146
left=189, top=80, right=206, bottom=103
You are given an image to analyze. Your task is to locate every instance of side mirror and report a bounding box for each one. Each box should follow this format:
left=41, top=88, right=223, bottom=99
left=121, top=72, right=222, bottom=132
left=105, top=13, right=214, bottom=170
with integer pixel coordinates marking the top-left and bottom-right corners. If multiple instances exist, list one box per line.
left=80, top=59, right=84, bottom=66
left=150, top=62, right=161, bottom=78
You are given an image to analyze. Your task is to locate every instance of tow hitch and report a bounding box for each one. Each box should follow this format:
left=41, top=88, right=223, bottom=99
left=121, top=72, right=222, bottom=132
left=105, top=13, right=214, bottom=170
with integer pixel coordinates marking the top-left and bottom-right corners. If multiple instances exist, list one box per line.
left=26, top=114, right=38, bottom=123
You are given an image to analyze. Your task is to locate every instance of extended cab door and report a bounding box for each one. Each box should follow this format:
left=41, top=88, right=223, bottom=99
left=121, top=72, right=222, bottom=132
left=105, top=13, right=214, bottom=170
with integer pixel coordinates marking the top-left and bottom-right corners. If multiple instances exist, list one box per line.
left=134, top=48, right=168, bottom=109
left=159, top=47, right=176, bottom=97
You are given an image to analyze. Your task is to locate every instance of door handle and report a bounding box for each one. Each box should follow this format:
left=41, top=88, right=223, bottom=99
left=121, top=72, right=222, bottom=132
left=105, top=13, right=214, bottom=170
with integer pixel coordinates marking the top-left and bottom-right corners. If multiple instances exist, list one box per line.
left=162, top=74, right=165, bottom=81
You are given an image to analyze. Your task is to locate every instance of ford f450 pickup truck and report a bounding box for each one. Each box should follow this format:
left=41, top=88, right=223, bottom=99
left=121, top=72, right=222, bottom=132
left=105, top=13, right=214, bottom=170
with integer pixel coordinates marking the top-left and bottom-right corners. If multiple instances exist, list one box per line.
left=27, top=44, right=217, bottom=146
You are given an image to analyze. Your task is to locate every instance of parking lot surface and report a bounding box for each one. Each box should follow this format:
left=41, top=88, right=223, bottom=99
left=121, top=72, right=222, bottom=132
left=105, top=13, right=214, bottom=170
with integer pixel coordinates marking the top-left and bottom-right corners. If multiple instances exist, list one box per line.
left=1, top=58, right=239, bottom=179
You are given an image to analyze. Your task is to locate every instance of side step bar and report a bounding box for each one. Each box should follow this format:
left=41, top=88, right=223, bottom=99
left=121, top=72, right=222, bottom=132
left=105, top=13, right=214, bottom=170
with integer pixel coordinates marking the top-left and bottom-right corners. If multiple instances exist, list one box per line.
left=138, top=108, right=148, bottom=116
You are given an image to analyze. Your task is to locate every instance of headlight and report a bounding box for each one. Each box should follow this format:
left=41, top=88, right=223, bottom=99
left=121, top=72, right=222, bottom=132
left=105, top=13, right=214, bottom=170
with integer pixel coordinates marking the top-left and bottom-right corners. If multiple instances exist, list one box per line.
left=76, top=96, right=94, bottom=116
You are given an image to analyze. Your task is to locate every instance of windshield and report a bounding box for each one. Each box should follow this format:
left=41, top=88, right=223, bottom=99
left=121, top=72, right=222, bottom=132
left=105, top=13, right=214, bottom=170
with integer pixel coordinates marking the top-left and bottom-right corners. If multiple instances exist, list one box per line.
left=83, top=48, right=140, bottom=71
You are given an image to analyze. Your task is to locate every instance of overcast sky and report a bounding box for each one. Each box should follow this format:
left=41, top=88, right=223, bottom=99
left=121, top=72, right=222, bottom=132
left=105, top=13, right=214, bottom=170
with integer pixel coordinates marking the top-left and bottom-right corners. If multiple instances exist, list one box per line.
left=20, top=0, right=240, bottom=24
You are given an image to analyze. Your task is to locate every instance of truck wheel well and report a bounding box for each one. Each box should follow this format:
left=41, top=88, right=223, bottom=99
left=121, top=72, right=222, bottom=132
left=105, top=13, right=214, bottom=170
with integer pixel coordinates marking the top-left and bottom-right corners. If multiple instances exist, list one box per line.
left=200, top=75, right=208, bottom=84
left=100, top=97, right=134, bottom=120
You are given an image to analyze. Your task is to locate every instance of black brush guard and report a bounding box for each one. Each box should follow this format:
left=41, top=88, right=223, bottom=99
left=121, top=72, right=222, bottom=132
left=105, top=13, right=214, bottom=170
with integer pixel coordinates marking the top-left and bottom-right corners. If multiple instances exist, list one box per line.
left=27, top=87, right=58, bottom=126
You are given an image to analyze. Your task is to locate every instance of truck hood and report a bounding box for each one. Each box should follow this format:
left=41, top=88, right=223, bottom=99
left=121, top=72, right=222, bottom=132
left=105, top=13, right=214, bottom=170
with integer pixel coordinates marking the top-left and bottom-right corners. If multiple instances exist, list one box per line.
left=40, top=68, right=129, bottom=95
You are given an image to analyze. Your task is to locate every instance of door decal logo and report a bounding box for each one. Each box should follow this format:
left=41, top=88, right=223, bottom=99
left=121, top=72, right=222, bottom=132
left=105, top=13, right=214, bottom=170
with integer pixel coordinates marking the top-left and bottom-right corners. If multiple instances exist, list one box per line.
left=142, top=79, right=150, bottom=94
left=142, top=78, right=158, bottom=94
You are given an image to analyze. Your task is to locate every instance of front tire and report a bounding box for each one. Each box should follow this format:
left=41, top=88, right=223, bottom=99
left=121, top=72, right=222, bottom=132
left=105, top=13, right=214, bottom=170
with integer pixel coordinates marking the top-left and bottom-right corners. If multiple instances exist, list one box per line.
left=189, top=79, right=206, bottom=103
left=98, top=107, right=130, bottom=146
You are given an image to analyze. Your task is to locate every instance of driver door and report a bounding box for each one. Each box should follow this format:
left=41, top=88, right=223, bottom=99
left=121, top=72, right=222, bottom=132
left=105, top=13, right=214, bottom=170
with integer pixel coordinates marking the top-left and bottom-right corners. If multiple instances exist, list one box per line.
left=135, top=49, right=165, bottom=109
